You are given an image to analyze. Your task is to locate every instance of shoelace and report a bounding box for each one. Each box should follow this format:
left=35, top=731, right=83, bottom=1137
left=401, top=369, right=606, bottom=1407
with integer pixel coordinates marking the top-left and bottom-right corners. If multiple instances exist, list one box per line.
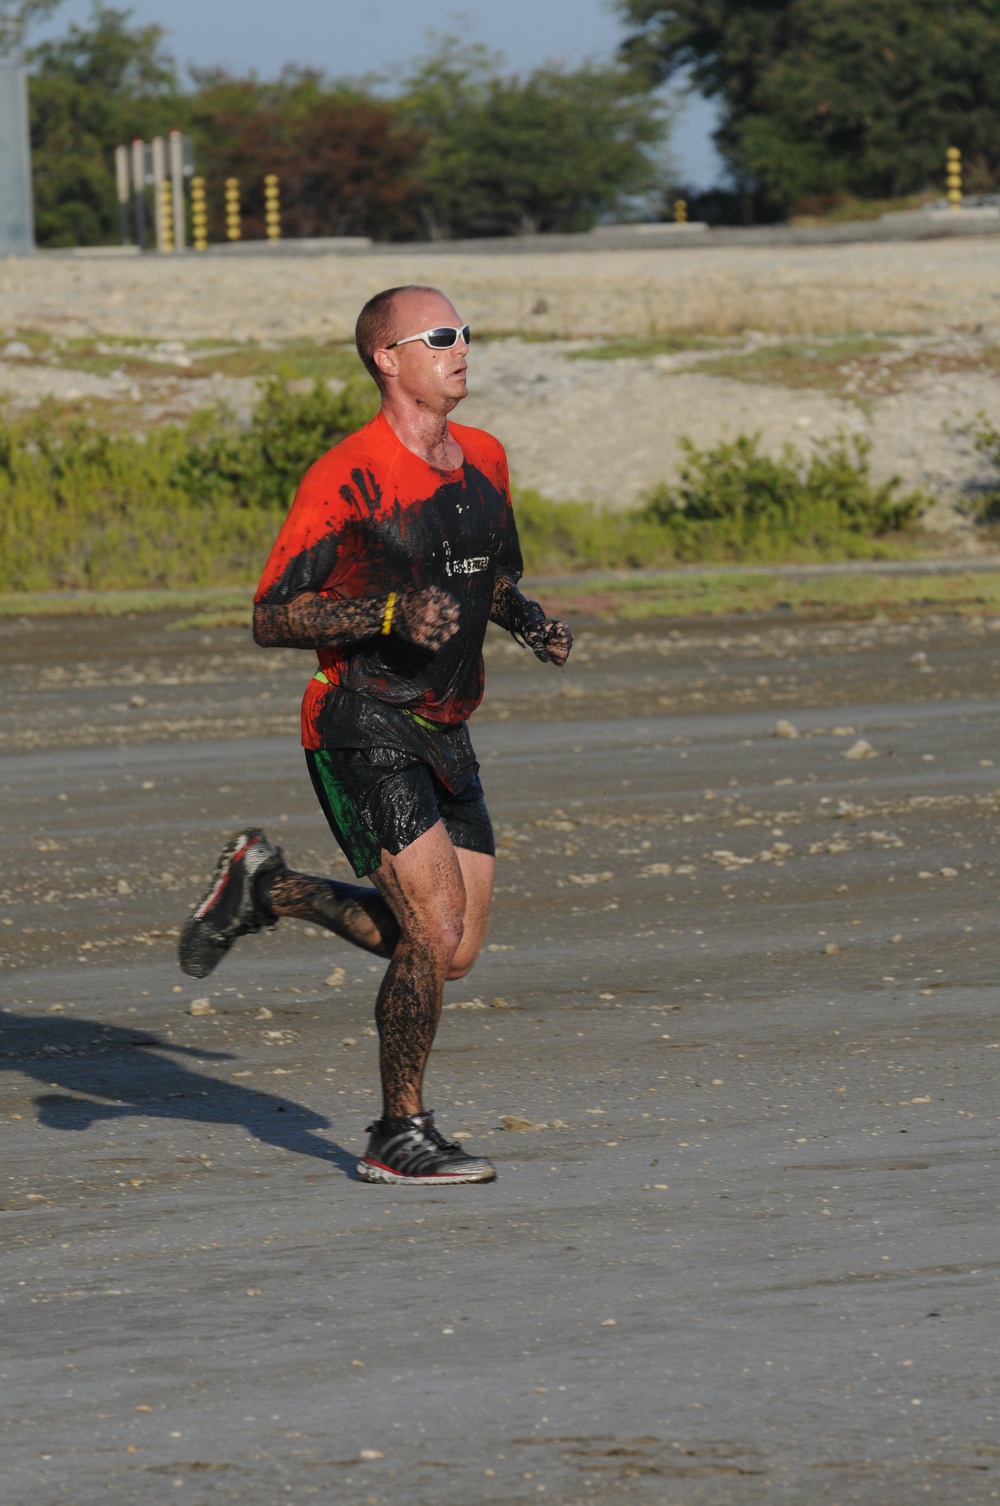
left=421, top=1121, right=462, bottom=1154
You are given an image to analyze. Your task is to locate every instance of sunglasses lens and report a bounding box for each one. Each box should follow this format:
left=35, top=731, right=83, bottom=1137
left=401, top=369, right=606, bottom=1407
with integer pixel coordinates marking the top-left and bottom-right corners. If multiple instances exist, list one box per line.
left=425, top=325, right=472, bottom=348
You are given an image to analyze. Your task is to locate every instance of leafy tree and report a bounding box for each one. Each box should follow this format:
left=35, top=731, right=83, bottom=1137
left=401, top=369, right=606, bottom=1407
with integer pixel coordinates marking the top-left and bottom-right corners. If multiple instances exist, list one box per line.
left=25, top=11, right=668, bottom=248
left=616, top=1, right=1000, bottom=210
left=0, top=0, right=62, bottom=55
left=28, top=3, right=180, bottom=246
left=400, top=36, right=669, bottom=237
left=185, top=68, right=425, bottom=241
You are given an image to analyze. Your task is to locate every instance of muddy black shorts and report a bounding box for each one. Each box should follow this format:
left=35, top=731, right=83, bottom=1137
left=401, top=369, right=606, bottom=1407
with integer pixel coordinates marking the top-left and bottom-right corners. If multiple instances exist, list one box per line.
left=306, top=746, right=495, bottom=878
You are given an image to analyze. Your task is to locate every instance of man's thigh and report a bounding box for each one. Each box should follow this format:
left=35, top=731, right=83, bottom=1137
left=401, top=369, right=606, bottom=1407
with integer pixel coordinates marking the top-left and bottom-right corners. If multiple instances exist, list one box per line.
left=370, top=822, right=494, bottom=966
left=307, top=748, right=494, bottom=881
left=371, top=820, right=466, bottom=938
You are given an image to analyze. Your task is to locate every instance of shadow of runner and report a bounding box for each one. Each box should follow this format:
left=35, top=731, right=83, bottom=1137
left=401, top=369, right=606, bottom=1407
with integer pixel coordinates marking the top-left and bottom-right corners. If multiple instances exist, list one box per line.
left=0, top=1011, right=356, bottom=1175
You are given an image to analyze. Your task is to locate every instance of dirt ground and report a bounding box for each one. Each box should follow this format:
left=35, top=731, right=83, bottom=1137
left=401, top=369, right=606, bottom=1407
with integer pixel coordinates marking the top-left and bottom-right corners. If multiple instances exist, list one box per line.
left=4, top=608, right=1000, bottom=1504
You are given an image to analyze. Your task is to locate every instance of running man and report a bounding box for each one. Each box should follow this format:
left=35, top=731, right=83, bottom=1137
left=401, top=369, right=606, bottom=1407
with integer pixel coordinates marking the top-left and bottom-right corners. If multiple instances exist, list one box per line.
left=179, top=285, right=572, bottom=1185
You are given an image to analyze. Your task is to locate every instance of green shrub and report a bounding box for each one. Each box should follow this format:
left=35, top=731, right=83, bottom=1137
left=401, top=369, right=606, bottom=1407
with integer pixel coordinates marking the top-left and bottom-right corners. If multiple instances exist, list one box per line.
left=0, top=379, right=379, bottom=592
left=174, top=376, right=379, bottom=511
left=642, top=432, right=924, bottom=562
left=960, top=413, right=1000, bottom=523
left=0, top=396, right=923, bottom=593
left=512, top=489, right=667, bottom=572
left=0, top=412, right=275, bottom=592
left=516, top=432, right=923, bottom=574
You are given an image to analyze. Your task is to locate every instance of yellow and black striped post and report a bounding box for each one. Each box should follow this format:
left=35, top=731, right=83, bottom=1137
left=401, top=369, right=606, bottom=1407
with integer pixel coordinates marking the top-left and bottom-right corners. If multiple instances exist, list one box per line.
left=264, top=174, right=281, bottom=241
left=191, top=176, right=208, bottom=251
left=160, top=178, right=174, bottom=252
left=946, top=147, right=962, bottom=210
left=225, top=177, right=241, bottom=241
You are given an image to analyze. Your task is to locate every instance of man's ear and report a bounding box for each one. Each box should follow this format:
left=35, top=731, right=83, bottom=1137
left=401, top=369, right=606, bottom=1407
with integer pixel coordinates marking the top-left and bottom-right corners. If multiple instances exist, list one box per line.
left=373, top=347, right=398, bottom=383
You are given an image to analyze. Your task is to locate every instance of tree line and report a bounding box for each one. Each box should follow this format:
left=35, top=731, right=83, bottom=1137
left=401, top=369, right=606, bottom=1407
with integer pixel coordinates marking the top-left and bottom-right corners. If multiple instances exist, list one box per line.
left=27, top=5, right=668, bottom=247
left=26, top=1, right=1000, bottom=247
left=618, top=0, right=1000, bottom=218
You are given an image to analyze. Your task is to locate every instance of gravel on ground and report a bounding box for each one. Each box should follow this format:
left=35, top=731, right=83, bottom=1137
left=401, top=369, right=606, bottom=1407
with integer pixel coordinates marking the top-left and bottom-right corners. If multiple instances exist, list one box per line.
left=4, top=237, right=1000, bottom=341
left=4, top=609, right=1000, bottom=1505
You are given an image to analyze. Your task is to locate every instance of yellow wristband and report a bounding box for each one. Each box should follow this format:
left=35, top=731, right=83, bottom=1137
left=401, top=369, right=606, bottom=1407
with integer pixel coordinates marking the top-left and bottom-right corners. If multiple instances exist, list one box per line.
left=381, top=591, right=397, bottom=636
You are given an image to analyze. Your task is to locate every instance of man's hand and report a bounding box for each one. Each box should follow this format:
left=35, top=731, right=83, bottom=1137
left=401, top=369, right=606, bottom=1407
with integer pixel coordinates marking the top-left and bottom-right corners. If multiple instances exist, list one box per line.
left=394, top=586, right=461, bottom=652
left=541, top=619, right=573, bottom=667
left=520, top=613, right=574, bottom=666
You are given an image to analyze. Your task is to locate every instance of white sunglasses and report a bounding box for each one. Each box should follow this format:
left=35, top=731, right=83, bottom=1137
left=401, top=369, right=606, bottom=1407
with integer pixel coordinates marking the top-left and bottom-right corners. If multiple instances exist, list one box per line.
left=387, top=324, right=471, bottom=350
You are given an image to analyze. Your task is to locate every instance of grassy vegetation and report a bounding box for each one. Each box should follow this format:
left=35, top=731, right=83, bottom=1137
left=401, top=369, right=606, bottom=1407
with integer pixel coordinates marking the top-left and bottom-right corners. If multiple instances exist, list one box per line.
left=517, top=433, right=924, bottom=571
left=567, top=332, right=1000, bottom=405
left=0, top=586, right=249, bottom=620
left=699, top=339, right=1000, bottom=402
left=13, top=328, right=1000, bottom=414
left=5, top=569, right=1000, bottom=631
left=789, top=191, right=935, bottom=227
left=2, top=330, right=368, bottom=385
left=0, top=379, right=926, bottom=600
left=696, top=336, right=893, bottom=394
left=0, top=379, right=378, bottom=591
left=188, top=341, right=367, bottom=384
left=567, top=333, right=737, bottom=361
left=540, top=569, right=1000, bottom=623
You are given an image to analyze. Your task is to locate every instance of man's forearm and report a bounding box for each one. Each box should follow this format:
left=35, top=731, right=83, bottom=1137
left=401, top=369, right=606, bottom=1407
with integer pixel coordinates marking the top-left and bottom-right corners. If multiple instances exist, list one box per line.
left=489, top=573, right=548, bottom=643
left=253, top=592, right=388, bottom=650
left=490, top=572, right=573, bottom=666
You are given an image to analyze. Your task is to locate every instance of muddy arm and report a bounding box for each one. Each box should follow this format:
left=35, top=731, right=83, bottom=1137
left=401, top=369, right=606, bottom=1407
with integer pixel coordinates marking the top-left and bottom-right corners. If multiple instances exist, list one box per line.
left=253, top=588, right=460, bottom=652
left=490, top=573, right=573, bottom=666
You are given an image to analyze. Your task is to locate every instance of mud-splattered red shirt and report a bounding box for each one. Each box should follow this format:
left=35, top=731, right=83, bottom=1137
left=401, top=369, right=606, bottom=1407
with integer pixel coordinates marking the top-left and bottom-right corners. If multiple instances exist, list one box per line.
left=255, top=411, right=523, bottom=751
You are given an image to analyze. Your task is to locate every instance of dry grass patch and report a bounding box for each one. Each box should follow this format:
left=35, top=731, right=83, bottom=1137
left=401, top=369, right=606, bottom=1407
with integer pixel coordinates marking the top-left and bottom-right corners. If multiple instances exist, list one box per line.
left=567, top=333, right=738, bottom=361
left=700, top=339, right=1000, bottom=402
left=538, top=569, right=1000, bottom=623
left=2, top=329, right=367, bottom=388
left=566, top=331, right=1000, bottom=405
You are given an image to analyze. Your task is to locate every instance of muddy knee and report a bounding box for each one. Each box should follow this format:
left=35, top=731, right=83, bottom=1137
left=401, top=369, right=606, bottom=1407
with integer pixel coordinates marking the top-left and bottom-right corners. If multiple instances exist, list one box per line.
left=401, top=910, right=464, bottom=975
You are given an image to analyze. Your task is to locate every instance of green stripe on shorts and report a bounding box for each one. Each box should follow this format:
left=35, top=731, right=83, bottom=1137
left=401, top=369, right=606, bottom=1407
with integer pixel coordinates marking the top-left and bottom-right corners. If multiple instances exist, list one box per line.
left=310, top=750, right=382, bottom=877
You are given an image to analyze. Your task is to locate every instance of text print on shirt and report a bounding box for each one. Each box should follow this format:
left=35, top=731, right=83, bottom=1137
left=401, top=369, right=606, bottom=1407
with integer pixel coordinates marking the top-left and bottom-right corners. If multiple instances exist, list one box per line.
left=443, top=539, right=489, bottom=577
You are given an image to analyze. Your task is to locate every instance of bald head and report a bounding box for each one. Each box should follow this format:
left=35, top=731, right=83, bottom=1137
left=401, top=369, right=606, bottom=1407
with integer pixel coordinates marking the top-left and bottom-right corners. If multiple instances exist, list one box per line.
left=355, top=284, right=452, bottom=390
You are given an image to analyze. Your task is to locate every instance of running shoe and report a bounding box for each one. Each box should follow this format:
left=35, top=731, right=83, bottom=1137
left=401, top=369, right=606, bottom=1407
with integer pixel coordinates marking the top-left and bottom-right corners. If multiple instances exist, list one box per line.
left=178, top=828, right=285, bottom=979
left=356, top=1110, right=497, bottom=1185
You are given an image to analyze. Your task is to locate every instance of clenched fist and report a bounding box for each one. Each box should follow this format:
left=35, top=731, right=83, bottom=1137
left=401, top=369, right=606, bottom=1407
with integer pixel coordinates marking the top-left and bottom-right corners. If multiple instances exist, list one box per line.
left=393, top=586, right=461, bottom=651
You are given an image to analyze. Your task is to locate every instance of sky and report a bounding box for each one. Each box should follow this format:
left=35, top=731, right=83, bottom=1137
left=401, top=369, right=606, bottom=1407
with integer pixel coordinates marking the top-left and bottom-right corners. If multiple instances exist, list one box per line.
left=34, top=0, right=725, bottom=188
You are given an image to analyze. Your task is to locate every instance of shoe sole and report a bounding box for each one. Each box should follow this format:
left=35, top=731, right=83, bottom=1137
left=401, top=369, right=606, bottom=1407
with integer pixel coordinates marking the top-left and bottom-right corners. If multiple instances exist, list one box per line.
left=178, top=829, right=280, bottom=979
left=178, top=917, right=231, bottom=979
left=355, top=1158, right=496, bottom=1185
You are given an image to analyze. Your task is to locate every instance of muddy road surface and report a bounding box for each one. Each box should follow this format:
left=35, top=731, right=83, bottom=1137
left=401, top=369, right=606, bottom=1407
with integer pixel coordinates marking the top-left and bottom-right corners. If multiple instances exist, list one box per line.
left=3, top=610, right=1000, bottom=1505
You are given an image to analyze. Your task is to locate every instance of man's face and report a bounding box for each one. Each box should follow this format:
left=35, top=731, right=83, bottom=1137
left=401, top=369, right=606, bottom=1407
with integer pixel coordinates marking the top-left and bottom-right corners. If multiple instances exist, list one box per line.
left=377, top=291, right=469, bottom=412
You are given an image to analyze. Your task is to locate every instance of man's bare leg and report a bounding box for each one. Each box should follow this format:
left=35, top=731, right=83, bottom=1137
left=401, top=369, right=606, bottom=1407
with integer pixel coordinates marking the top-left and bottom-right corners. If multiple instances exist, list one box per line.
left=257, top=869, right=399, bottom=958
left=368, top=823, right=494, bottom=1118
